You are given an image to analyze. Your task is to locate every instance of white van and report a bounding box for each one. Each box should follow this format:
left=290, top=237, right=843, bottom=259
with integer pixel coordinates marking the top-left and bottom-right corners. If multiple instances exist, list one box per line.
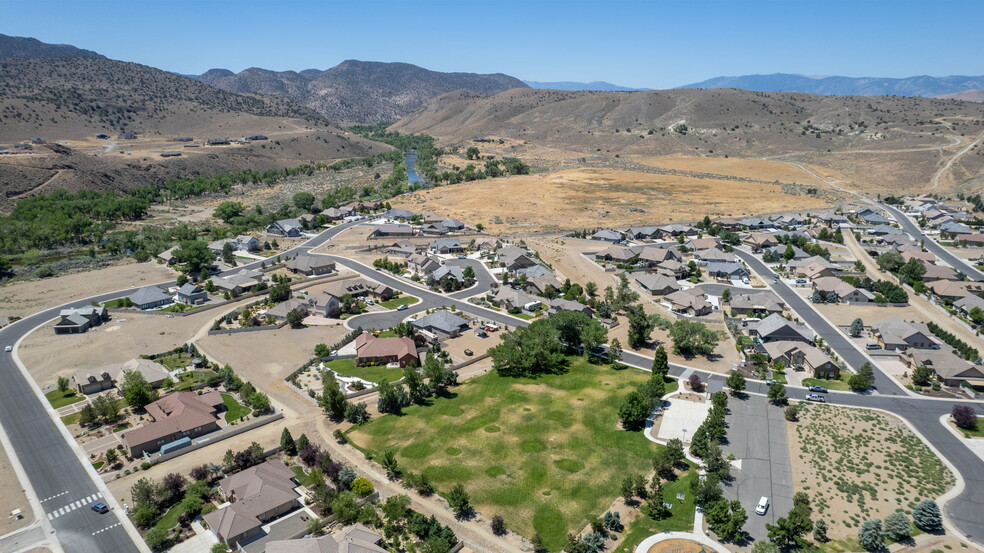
left=755, top=496, right=769, bottom=515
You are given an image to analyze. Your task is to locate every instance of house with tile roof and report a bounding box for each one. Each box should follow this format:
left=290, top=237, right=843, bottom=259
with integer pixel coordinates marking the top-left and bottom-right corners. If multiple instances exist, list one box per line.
left=354, top=332, right=418, bottom=367
left=122, top=391, right=225, bottom=456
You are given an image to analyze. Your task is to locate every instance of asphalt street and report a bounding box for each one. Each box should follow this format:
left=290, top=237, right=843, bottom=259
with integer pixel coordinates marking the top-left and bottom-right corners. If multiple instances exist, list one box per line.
left=879, top=202, right=984, bottom=282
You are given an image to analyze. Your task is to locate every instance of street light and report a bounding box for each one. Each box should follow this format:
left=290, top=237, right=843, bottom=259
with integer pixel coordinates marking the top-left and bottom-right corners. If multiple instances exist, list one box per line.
left=682, top=428, right=688, bottom=444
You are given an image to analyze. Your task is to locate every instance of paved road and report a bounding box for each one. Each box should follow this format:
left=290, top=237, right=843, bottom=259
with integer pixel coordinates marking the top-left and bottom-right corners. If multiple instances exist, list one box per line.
left=878, top=202, right=984, bottom=282
left=722, top=394, right=793, bottom=541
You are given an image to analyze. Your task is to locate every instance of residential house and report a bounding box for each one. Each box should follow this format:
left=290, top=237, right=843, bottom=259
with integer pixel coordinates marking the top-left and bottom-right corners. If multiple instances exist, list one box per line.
left=157, top=246, right=179, bottom=266
left=122, top=391, right=225, bottom=456
left=664, top=288, right=712, bottom=316
left=868, top=224, right=902, bottom=236
left=744, top=233, right=780, bottom=251
left=684, top=237, right=721, bottom=251
left=626, top=226, right=660, bottom=241
left=900, top=251, right=938, bottom=264
left=658, top=224, right=696, bottom=237
left=430, top=238, right=464, bottom=254
left=176, top=284, right=207, bottom=305
left=739, top=217, right=771, bottom=229
left=858, top=209, right=892, bottom=225
left=235, top=235, right=260, bottom=252
left=705, top=262, right=749, bottom=280
left=693, top=248, right=738, bottom=263
left=488, top=287, right=542, bottom=311
left=412, top=310, right=470, bottom=339
left=517, top=264, right=554, bottom=280
left=265, top=524, right=386, bottom=553
left=307, top=293, right=341, bottom=318
left=286, top=254, right=335, bottom=276
left=762, top=245, right=808, bottom=261
left=591, top=229, right=624, bottom=243
left=525, top=273, right=563, bottom=296
left=384, top=208, right=416, bottom=221
left=763, top=341, right=840, bottom=379
left=797, top=262, right=837, bottom=281
left=926, top=280, right=984, bottom=301
left=420, top=222, right=449, bottom=235
left=595, top=246, right=638, bottom=264
left=371, top=224, right=414, bottom=238
left=954, top=295, right=984, bottom=318
left=320, top=207, right=353, bottom=221
left=473, top=237, right=503, bottom=251
left=212, top=269, right=263, bottom=294
left=430, top=265, right=466, bottom=285
left=637, top=246, right=681, bottom=266
left=548, top=298, right=594, bottom=317
left=788, top=255, right=839, bottom=271
left=772, top=214, right=805, bottom=227
left=354, top=332, right=418, bottom=367
left=203, top=460, right=300, bottom=548
left=919, top=262, right=959, bottom=282
left=266, top=298, right=310, bottom=321
left=323, top=278, right=394, bottom=300
left=958, top=234, right=984, bottom=246
left=635, top=273, right=681, bottom=296
left=407, top=253, right=442, bottom=276
left=266, top=219, right=303, bottom=237
left=729, top=291, right=786, bottom=317
left=54, top=306, right=108, bottom=334
left=497, top=248, right=538, bottom=271
left=72, top=358, right=171, bottom=395
left=880, top=234, right=915, bottom=247
left=811, top=277, right=874, bottom=303
left=420, top=212, right=446, bottom=224
left=940, top=220, right=973, bottom=235
left=902, top=349, right=984, bottom=387
left=442, top=219, right=466, bottom=231
left=749, top=314, right=814, bottom=343
left=872, top=317, right=939, bottom=351
left=385, top=241, right=418, bottom=257
left=129, top=286, right=172, bottom=310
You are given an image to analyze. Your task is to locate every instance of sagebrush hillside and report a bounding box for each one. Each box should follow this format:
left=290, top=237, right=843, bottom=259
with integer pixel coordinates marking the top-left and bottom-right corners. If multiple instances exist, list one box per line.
left=198, top=59, right=528, bottom=124
left=0, top=33, right=106, bottom=60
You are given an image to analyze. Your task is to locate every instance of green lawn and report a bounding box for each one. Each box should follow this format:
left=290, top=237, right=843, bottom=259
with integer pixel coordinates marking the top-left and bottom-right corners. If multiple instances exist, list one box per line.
left=290, top=465, right=317, bottom=487
left=155, top=352, right=194, bottom=371
left=380, top=296, right=419, bottom=310
left=958, top=417, right=984, bottom=438
left=221, top=393, right=252, bottom=422
left=92, top=461, right=104, bottom=470
left=173, top=370, right=217, bottom=391
left=102, top=298, right=130, bottom=308
left=348, top=356, right=661, bottom=551
left=153, top=503, right=181, bottom=532
left=376, top=330, right=397, bottom=338
left=46, top=389, right=84, bottom=409
left=511, top=312, right=536, bottom=320
left=613, top=467, right=699, bottom=553
left=802, top=375, right=851, bottom=391
left=61, top=413, right=80, bottom=426
left=326, top=358, right=403, bottom=384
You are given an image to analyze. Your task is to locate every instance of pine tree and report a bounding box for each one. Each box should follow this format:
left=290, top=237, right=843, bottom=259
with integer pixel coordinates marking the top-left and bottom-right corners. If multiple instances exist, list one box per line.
left=280, top=428, right=297, bottom=456
left=858, top=520, right=885, bottom=551
left=912, top=500, right=942, bottom=531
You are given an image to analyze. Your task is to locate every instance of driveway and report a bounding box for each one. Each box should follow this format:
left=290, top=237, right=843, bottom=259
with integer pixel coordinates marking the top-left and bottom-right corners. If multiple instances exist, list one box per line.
left=721, top=393, right=794, bottom=543
left=655, top=395, right=710, bottom=443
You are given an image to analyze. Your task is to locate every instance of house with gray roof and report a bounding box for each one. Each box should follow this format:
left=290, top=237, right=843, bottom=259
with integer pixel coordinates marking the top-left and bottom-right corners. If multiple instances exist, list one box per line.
left=408, top=253, right=442, bottom=275
left=705, top=262, right=749, bottom=280
left=487, top=287, right=542, bottom=311
left=868, top=224, right=902, bottom=236
left=266, top=299, right=310, bottom=321
left=763, top=341, right=840, bottom=379
left=177, top=284, right=207, bottom=305
left=212, top=269, right=264, bottom=294
left=286, top=254, right=336, bottom=276
left=431, top=265, right=466, bottom=284
left=548, top=298, right=593, bottom=317
left=749, top=314, right=814, bottom=343
left=72, top=358, right=171, bottom=395
left=371, top=223, right=414, bottom=237
left=524, top=273, right=564, bottom=296
left=385, top=208, right=416, bottom=220
left=635, top=273, right=681, bottom=296
left=627, top=226, right=660, bottom=240
left=266, top=523, right=386, bottom=553
left=266, top=219, right=303, bottom=237
left=430, top=238, right=464, bottom=254
left=693, top=248, right=738, bottom=263
left=54, top=306, right=108, bottom=334
left=442, top=219, right=466, bottom=231
left=954, top=295, right=984, bottom=318
left=664, top=288, right=712, bottom=316
left=517, top=264, right=553, bottom=279
left=591, top=229, right=623, bottom=242
left=203, top=459, right=300, bottom=548
left=412, top=310, right=470, bottom=339
left=872, top=317, right=939, bottom=351
left=129, top=286, right=172, bottom=310
left=729, top=291, right=786, bottom=317
left=420, top=222, right=449, bottom=235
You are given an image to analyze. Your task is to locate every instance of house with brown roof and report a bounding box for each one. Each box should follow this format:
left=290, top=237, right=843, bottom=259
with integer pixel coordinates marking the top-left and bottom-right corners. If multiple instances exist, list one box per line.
left=371, top=224, right=414, bottom=238
left=684, top=237, right=721, bottom=251
left=926, top=280, right=984, bottom=300
left=594, top=246, right=638, bottom=264
left=122, top=391, right=224, bottom=456
left=355, top=332, right=419, bottom=367
left=664, top=288, right=712, bottom=316
left=811, top=277, right=874, bottom=303
left=729, top=291, right=786, bottom=317
left=72, top=358, right=171, bottom=395
left=203, top=459, right=300, bottom=548
left=796, top=262, right=837, bottom=281
left=871, top=317, right=939, bottom=351
left=635, top=273, right=681, bottom=296
left=900, top=251, right=938, bottom=264
left=763, top=340, right=840, bottom=379
left=637, top=246, right=682, bottom=267
left=743, top=233, right=779, bottom=251
left=54, top=306, right=108, bottom=334
left=266, top=298, right=310, bottom=321
left=266, top=523, right=386, bottom=553
left=919, top=262, right=959, bottom=282
left=901, top=349, right=984, bottom=387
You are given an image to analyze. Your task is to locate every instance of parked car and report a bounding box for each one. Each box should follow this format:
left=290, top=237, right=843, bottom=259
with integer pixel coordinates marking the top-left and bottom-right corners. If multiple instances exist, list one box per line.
left=766, top=379, right=778, bottom=386
left=795, top=278, right=807, bottom=284
left=806, top=393, right=826, bottom=402
left=464, top=349, right=474, bottom=356
left=755, top=496, right=769, bottom=515
left=91, top=502, right=109, bottom=514
left=866, top=342, right=881, bottom=350
left=397, top=304, right=409, bottom=311
left=4, top=346, right=11, bottom=352
left=807, top=385, right=828, bottom=393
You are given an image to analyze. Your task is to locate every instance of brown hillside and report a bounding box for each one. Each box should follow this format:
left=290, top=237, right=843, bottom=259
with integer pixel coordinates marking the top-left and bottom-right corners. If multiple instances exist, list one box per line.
left=937, top=89, right=984, bottom=102
left=391, top=88, right=984, bottom=192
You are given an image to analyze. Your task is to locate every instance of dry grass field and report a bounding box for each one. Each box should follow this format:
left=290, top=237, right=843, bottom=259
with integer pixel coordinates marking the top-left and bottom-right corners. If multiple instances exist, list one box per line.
left=394, top=167, right=832, bottom=236
left=638, top=156, right=844, bottom=187
left=787, top=404, right=954, bottom=541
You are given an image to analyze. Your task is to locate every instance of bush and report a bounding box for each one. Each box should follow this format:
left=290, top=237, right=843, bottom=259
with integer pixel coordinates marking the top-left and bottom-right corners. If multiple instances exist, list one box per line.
left=351, top=477, right=374, bottom=497
left=784, top=404, right=801, bottom=422
left=144, top=527, right=171, bottom=550
left=491, top=515, right=506, bottom=535
left=952, top=405, right=978, bottom=429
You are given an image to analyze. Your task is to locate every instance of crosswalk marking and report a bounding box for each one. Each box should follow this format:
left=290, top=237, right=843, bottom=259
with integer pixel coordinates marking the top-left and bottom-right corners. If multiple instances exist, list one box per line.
left=92, top=522, right=122, bottom=535
left=40, top=490, right=70, bottom=503
left=46, top=492, right=103, bottom=519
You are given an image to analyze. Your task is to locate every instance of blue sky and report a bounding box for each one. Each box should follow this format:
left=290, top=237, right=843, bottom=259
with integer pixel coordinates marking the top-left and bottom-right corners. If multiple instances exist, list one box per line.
left=3, top=0, right=982, bottom=88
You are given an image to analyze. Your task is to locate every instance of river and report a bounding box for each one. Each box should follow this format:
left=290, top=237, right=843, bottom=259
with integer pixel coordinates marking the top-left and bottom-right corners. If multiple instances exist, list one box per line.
left=405, top=150, right=424, bottom=185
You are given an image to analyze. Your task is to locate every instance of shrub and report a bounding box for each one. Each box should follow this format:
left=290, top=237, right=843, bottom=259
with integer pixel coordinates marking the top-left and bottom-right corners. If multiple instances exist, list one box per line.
left=784, top=404, right=801, bottom=421
left=491, top=515, right=506, bottom=535
left=351, top=477, right=374, bottom=497
left=952, top=405, right=978, bottom=429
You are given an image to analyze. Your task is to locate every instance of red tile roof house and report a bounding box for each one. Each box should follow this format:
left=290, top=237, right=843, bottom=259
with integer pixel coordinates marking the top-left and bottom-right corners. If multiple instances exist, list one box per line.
left=355, top=332, right=419, bottom=367
left=121, top=391, right=224, bottom=457
left=203, top=459, right=301, bottom=548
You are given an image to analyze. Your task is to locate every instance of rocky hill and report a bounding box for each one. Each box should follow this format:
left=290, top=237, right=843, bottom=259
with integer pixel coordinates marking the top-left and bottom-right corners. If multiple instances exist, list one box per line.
left=197, top=60, right=528, bottom=124
left=679, top=73, right=984, bottom=97
left=0, top=33, right=106, bottom=60
left=391, top=87, right=984, bottom=191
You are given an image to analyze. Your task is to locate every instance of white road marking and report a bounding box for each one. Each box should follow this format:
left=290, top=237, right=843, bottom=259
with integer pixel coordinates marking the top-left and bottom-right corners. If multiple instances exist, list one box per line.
left=92, top=522, right=122, bottom=535
left=40, top=490, right=70, bottom=503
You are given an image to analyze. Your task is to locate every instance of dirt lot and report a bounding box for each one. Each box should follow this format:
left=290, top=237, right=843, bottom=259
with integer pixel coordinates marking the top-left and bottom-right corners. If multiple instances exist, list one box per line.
left=0, top=441, right=32, bottom=536
left=638, top=156, right=845, bottom=187
left=0, top=261, right=174, bottom=322
left=393, top=167, right=832, bottom=237
left=787, top=403, right=954, bottom=541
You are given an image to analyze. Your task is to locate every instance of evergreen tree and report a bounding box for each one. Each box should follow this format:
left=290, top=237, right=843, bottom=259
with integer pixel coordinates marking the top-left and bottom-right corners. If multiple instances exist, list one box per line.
left=857, top=520, right=885, bottom=551
left=280, top=428, right=297, bottom=456
left=912, top=500, right=942, bottom=531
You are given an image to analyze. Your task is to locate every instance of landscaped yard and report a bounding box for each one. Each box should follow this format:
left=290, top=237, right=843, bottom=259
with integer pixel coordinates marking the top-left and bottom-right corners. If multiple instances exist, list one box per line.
left=102, top=298, right=131, bottom=308
left=957, top=417, right=984, bottom=438
left=173, top=370, right=217, bottom=391
left=61, top=413, right=80, bottom=426
left=290, top=465, right=317, bottom=487
left=154, top=352, right=194, bottom=371
left=613, top=467, right=698, bottom=553
left=45, top=389, right=84, bottom=409
left=348, top=356, right=660, bottom=551
left=152, top=503, right=181, bottom=532
left=380, top=296, right=419, bottom=310
left=326, top=358, right=403, bottom=383
left=788, top=403, right=955, bottom=540
left=221, top=393, right=251, bottom=422
left=802, top=375, right=851, bottom=391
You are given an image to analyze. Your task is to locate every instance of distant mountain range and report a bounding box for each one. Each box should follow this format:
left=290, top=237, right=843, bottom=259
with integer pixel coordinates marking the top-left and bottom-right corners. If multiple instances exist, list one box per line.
left=0, top=33, right=106, bottom=60
left=523, top=80, right=651, bottom=92
left=678, top=73, right=984, bottom=98
left=197, top=61, right=529, bottom=124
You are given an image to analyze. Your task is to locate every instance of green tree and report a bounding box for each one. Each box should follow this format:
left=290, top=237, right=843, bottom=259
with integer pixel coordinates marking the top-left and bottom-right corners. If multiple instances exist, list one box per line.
left=625, top=304, right=656, bottom=348
left=651, top=345, right=669, bottom=380
left=174, top=240, right=214, bottom=276
left=899, top=258, right=927, bottom=283
left=446, top=483, right=471, bottom=517
left=618, top=391, right=650, bottom=430
left=489, top=320, right=566, bottom=377
left=280, top=428, right=297, bottom=456
left=726, top=371, right=746, bottom=395
left=331, top=492, right=360, bottom=525
left=585, top=281, right=598, bottom=298
left=608, top=338, right=623, bottom=367
left=249, top=392, right=271, bottom=413
left=314, top=343, right=330, bottom=358
left=849, top=362, right=875, bottom=391
left=783, top=244, right=796, bottom=261
left=813, top=519, right=828, bottom=542
left=858, top=519, right=885, bottom=551
left=286, top=308, right=305, bottom=327
left=462, top=265, right=475, bottom=280
left=268, top=281, right=292, bottom=303
left=213, top=201, right=245, bottom=223
left=971, top=306, right=984, bottom=326
left=423, top=352, right=456, bottom=392
left=670, top=319, right=720, bottom=356
left=767, top=382, right=788, bottom=405
left=465, top=146, right=480, bottom=160
left=912, top=500, right=942, bottom=531
left=79, top=403, right=98, bottom=427
left=119, top=370, right=158, bottom=409
left=293, top=192, right=316, bottom=211
left=144, top=527, right=170, bottom=550
left=850, top=317, right=864, bottom=338
left=211, top=543, right=231, bottom=553
left=883, top=510, right=911, bottom=541
left=911, top=364, right=933, bottom=387
left=57, top=376, right=71, bottom=393
left=876, top=251, right=904, bottom=272
left=784, top=403, right=801, bottom=421
left=320, top=371, right=349, bottom=421
left=221, top=242, right=235, bottom=265
left=403, top=363, right=431, bottom=403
